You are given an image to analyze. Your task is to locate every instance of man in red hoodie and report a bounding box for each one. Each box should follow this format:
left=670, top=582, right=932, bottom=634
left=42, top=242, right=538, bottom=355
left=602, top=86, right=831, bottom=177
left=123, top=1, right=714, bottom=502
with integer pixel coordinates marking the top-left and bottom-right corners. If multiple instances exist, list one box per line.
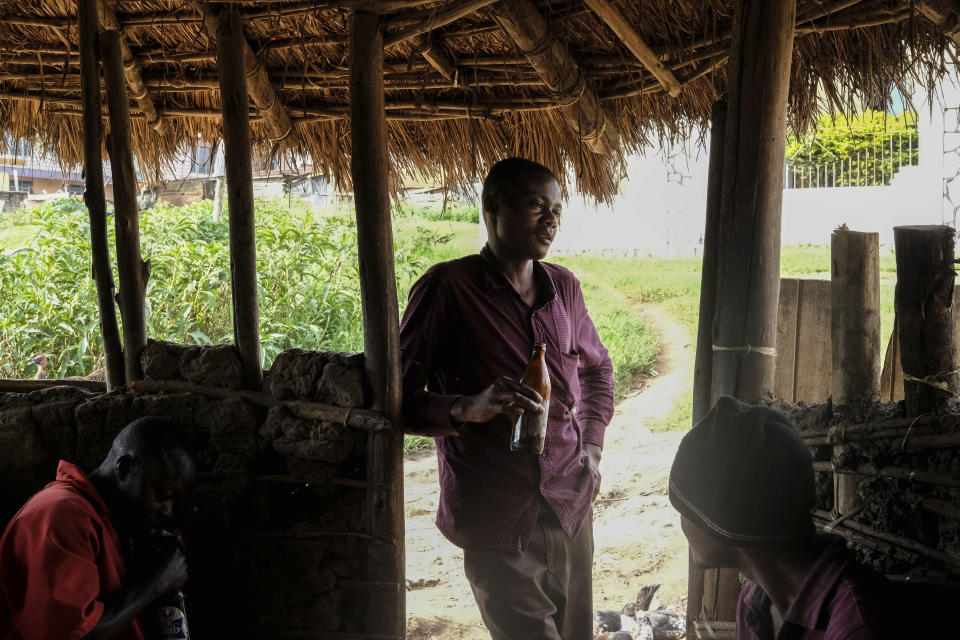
left=0, top=416, right=195, bottom=640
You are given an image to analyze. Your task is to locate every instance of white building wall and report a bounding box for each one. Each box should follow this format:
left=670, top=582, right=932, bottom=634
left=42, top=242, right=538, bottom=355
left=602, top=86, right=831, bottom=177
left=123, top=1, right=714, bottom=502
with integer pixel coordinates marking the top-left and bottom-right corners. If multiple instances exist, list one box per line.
left=537, top=76, right=960, bottom=256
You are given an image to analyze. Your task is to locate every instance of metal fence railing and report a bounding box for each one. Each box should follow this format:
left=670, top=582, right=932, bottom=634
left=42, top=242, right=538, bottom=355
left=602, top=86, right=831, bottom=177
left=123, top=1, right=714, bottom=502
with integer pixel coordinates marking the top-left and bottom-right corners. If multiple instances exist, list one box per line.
left=784, top=129, right=919, bottom=189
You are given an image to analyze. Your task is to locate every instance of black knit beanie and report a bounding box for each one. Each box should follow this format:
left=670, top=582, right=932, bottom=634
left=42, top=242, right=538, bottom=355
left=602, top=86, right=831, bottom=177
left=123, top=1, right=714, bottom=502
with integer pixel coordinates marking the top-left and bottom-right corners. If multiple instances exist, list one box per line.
left=668, top=396, right=816, bottom=548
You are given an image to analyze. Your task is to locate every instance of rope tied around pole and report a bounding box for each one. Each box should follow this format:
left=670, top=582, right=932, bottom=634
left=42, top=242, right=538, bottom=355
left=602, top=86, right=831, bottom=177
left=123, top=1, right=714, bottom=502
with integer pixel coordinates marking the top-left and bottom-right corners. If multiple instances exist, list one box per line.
left=827, top=423, right=847, bottom=445
left=711, top=344, right=777, bottom=357
left=823, top=505, right=863, bottom=533
left=901, top=369, right=959, bottom=394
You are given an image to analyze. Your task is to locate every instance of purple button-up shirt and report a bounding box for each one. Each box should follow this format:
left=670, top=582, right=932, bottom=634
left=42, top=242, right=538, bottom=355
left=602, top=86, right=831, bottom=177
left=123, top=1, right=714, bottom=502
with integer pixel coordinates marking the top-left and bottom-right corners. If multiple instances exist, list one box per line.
left=400, top=246, right=615, bottom=552
left=736, top=537, right=896, bottom=640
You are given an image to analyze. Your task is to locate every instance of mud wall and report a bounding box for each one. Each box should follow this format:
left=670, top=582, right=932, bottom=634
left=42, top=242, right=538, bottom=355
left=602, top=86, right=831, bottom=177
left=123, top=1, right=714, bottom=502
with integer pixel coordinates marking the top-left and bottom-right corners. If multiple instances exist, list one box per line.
left=778, top=400, right=960, bottom=582
left=0, top=341, right=386, bottom=637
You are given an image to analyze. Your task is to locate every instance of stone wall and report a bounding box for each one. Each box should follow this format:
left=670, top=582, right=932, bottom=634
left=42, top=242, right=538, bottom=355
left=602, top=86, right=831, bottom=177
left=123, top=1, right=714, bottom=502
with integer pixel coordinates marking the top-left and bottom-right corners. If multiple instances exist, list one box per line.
left=0, top=342, right=387, bottom=637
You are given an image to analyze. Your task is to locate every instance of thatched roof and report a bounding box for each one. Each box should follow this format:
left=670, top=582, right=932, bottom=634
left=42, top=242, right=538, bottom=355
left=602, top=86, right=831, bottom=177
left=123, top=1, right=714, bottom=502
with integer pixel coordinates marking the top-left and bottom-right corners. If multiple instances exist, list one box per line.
left=0, top=0, right=954, bottom=200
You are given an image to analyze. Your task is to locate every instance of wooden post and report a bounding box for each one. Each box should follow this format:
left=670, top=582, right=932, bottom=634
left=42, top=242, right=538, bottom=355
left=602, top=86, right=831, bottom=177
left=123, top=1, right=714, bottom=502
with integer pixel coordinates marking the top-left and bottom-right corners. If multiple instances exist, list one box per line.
left=78, top=0, right=124, bottom=390
left=692, top=101, right=726, bottom=425
left=688, top=99, right=725, bottom=638
left=349, top=11, right=405, bottom=637
left=100, top=28, right=147, bottom=384
left=831, top=229, right=881, bottom=516
left=216, top=6, right=263, bottom=390
left=706, top=0, right=796, bottom=623
left=893, top=225, right=958, bottom=416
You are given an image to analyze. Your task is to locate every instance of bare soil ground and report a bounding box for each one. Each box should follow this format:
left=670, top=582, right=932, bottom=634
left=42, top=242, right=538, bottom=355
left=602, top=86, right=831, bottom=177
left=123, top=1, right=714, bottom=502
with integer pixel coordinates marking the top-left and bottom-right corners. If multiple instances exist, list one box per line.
left=405, top=305, right=693, bottom=639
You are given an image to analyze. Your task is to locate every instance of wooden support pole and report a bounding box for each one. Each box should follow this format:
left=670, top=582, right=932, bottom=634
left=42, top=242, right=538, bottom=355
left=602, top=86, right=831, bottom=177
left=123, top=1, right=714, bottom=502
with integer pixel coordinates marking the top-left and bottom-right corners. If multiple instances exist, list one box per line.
left=893, top=225, right=958, bottom=416
left=101, top=28, right=148, bottom=384
left=688, top=100, right=725, bottom=639
left=830, top=228, right=881, bottom=517
left=491, top=0, right=620, bottom=155
left=582, top=0, right=682, bottom=97
left=98, top=0, right=166, bottom=134
left=706, top=0, right=797, bottom=623
left=349, top=11, right=405, bottom=637
left=202, top=3, right=296, bottom=144
left=692, top=101, right=726, bottom=425
left=216, top=6, right=263, bottom=391
left=79, top=0, right=124, bottom=391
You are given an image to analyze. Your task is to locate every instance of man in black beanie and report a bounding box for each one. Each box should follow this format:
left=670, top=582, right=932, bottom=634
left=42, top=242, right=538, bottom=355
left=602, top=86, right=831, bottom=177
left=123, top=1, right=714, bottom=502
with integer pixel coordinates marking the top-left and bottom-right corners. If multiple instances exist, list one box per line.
left=669, top=396, right=895, bottom=640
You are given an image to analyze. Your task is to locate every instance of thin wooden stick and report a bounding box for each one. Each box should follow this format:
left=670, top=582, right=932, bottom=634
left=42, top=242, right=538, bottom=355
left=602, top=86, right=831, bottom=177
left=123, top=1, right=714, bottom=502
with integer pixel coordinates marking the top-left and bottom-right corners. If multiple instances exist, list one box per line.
left=797, top=0, right=865, bottom=23
left=813, top=510, right=960, bottom=572
left=0, top=378, right=106, bottom=393
left=216, top=6, right=263, bottom=391
left=385, top=0, right=500, bottom=46
left=922, top=497, right=960, bottom=520
left=78, top=0, right=124, bottom=391
left=129, top=380, right=391, bottom=431
left=101, top=28, right=148, bottom=384
left=582, top=0, right=681, bottom=97
left=800, top=415, right=939, bottom=439
left=812, top=461, right=960, bottom=488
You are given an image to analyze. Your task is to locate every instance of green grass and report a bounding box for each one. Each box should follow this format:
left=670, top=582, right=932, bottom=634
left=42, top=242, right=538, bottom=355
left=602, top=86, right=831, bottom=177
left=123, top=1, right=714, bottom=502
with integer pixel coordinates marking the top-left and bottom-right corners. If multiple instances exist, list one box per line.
left=0, top=225, right=38, bottom=252
left=0, top=202, right=904, bottom=446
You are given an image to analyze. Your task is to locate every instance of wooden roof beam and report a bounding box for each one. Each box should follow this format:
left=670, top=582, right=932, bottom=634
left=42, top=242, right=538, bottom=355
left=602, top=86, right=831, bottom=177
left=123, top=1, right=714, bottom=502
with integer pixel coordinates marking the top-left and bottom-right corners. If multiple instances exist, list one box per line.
left=98, top=0, right=166, bottom=134
left=917, top=0, right=960, bottom=44
left=413, top=33, right=457, bottom=81
left=582, top=0, right=681, bottom=97
left=385, top=0, right=501, bottom=46
left=491, top=0, right=620, bottom=155
left=200, top=3, right=296, bottom=144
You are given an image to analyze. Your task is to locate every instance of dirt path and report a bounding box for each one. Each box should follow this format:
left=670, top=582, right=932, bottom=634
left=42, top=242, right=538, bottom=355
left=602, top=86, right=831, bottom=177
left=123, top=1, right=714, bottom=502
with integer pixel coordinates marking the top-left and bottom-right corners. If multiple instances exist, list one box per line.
left=405, top=305, right=693, bottom=639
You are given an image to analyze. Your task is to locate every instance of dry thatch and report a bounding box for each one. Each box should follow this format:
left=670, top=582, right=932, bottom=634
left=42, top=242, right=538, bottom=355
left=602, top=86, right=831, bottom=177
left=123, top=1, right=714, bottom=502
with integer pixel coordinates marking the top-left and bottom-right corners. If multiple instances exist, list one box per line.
left=0, top=0, right=954, bottom=200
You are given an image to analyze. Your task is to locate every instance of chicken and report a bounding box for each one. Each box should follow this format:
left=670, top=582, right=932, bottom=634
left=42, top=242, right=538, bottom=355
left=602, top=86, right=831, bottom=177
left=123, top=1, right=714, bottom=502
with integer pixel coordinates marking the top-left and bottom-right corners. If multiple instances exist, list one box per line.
left=595, top=583, right=685, bottom=640
left=29, top=355, right=48, bottom=380
left=28, top=354, right=106, bottom=382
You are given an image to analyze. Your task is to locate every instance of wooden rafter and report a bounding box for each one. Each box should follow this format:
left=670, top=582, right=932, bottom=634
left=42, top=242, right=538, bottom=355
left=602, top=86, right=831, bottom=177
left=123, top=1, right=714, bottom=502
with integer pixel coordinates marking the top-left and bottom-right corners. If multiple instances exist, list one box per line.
left=583, top=0, right=681, bottom=97
left=413, top=33, right=457, bottom=81
left=97, top=0, right=166, bottom=134
left=491, top=0, right=620, bottom=155
left=200, top=3, right=297, bottom=145
left=385, top=0, right=500, bottom=46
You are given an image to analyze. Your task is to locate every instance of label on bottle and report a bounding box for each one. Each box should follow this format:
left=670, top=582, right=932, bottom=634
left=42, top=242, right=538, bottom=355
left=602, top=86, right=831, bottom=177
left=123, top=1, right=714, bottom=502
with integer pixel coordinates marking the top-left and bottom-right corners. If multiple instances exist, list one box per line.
left=155, top=605, right=189, bottom=640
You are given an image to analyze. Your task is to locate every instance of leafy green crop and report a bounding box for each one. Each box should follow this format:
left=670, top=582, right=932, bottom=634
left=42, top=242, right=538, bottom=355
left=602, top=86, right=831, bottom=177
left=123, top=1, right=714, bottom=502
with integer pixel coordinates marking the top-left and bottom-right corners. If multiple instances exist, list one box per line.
left=0, top=197, right=432, bottom=378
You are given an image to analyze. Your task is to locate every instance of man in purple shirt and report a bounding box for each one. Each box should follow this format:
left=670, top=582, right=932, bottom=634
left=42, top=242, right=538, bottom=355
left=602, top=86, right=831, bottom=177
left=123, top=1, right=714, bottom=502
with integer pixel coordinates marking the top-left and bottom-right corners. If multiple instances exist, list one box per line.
left=400, top=157, right=615, bottom=639
left=669, top=397, right=898, bottom=640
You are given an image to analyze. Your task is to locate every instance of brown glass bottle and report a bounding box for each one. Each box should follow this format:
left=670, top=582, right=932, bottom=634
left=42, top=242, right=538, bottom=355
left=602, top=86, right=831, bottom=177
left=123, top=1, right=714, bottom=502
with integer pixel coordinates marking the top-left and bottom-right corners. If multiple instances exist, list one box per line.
left=510, top=343, right=551, bottom=454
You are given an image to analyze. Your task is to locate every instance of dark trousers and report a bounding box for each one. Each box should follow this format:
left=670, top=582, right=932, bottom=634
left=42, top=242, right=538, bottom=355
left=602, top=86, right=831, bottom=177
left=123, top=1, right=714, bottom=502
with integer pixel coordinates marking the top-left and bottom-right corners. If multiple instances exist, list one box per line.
left=463, top=502, right=594, bottom=640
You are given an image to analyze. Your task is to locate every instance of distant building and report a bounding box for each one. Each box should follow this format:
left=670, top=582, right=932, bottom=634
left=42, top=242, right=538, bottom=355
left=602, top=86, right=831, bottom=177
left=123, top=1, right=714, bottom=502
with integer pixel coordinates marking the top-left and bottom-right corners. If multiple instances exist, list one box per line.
left=0, top=135, right=114, bottom=211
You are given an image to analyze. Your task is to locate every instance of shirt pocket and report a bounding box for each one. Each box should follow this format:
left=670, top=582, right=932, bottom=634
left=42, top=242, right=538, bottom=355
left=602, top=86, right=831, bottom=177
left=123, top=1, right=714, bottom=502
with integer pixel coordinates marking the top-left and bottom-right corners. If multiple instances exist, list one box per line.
left=554, top=349, right=581, bottom=408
